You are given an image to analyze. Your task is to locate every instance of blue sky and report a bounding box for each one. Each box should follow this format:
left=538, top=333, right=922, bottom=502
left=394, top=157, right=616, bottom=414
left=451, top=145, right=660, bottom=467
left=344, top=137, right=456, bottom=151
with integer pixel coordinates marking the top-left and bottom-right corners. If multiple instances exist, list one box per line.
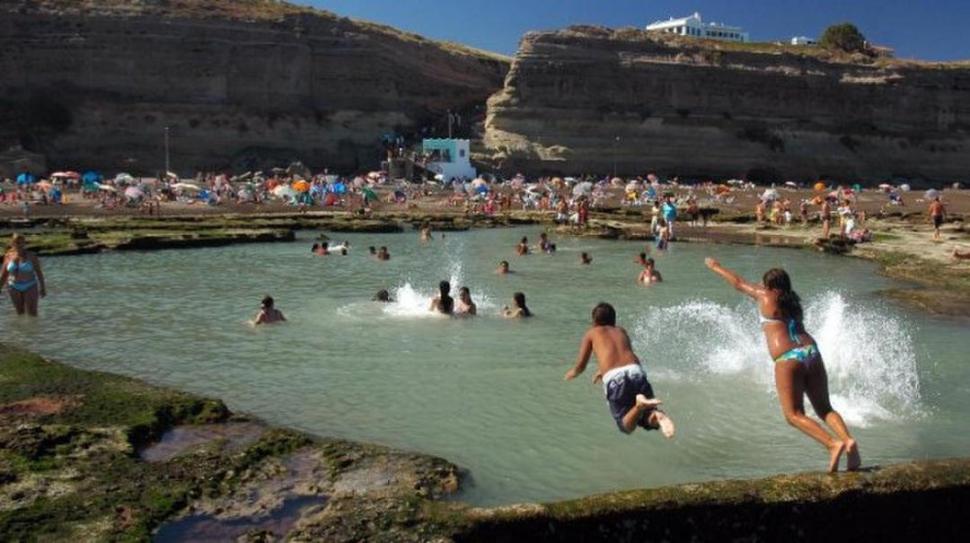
left=304, top=0, right=967, bottom=61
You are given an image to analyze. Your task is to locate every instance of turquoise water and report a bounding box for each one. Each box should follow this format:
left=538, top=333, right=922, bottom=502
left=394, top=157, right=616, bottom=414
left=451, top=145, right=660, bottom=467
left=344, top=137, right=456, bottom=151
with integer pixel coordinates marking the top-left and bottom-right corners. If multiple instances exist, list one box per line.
left=4, top=227, right=969, bottom=505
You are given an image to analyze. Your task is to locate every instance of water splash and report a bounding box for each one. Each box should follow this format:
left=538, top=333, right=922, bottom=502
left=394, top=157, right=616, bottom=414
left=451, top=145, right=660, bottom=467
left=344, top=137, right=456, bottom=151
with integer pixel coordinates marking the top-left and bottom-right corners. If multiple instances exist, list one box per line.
left=632, top=292, right=920, bottom=427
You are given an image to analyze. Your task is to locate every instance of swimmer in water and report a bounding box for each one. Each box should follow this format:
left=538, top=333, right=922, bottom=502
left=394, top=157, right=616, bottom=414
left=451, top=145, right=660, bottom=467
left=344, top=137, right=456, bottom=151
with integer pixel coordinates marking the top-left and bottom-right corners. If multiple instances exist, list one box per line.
left=420, top=223, right=433, bottom=241
left=516, top=237, right=530, bottom=256
left=455, top=286, right=477, bottom=316
left=580, top=252, right=592, bottom=265
left=564, top=302, right=674, bottom=437
left=252, top=295, right=286, bottom=325
left=502, top=292, right=532, bottom=318
left=312, top=242, right=328, bottom=256
left=705, top=258, right=860, bottom=472
left=634, top=252, right=648, bottom=266
left=376, top=246, right=390, bottom=261
left=373, top=289, right=393, bottom=303
left=368, top=246, right=377, bottom=257
left=496, top=260, right=511, bottom=274
left=638, top=257, right=663, bottom=284
left=429, top=280, right=454, bottom=315
left=537, top=232, right=551, bottom=253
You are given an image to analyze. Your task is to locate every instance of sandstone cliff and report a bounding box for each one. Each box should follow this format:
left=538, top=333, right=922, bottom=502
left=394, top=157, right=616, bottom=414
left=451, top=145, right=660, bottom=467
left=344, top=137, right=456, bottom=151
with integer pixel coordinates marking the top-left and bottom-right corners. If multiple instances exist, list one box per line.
left=484, top=27, right=970, bottom=182
left=0, top=0, right=509, bottom=175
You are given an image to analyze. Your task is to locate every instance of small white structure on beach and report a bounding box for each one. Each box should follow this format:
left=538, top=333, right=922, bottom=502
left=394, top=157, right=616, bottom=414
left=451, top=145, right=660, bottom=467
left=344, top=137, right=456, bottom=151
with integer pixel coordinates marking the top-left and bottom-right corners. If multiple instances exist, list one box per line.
left=646, top=12, right=749, bottom=43
left=421, top=138, right=476, bottom=183
left=791, top=36, right=817, bottom=46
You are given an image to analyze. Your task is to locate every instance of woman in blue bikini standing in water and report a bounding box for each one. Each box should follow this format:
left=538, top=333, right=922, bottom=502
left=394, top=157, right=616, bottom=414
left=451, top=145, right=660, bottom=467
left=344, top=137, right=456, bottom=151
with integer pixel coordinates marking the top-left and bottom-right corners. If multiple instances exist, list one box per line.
left=1, top=234, right=47, bottom=316
left=705, top=258, right=860, bottom=472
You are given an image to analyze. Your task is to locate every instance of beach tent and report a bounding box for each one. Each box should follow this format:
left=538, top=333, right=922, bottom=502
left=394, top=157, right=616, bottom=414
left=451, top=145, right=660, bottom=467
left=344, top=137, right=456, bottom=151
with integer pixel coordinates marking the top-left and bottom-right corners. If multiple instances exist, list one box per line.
left=15, top=172, right=36, bottom=185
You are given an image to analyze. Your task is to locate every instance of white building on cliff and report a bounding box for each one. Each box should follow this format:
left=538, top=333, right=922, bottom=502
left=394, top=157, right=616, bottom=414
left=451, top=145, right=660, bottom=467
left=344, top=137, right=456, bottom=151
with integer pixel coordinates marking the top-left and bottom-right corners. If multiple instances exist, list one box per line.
left=646, top=12, right=749, bottom=43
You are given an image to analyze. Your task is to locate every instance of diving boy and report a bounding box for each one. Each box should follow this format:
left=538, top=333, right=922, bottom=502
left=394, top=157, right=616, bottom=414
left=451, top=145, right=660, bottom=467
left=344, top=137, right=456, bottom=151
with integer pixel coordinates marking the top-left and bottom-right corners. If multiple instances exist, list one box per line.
left=564, top=303, right=675, bottom=437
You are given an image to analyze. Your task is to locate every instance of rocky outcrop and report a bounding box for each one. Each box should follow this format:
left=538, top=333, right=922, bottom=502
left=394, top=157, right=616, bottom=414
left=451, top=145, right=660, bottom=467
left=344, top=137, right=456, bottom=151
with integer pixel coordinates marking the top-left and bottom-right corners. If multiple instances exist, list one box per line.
left=0, top=0, right=508, bottom=175
left=456, top=458, right=970, bottom=542
left=484, top=27, right=970, bottom=182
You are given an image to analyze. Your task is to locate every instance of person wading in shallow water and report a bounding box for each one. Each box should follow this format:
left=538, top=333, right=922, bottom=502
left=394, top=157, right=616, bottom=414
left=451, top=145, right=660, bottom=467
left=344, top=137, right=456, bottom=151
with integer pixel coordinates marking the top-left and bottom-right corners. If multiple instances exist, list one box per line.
left=705, top=259, right=860, bottom=472
left=0, top=233, right=47, bottom=316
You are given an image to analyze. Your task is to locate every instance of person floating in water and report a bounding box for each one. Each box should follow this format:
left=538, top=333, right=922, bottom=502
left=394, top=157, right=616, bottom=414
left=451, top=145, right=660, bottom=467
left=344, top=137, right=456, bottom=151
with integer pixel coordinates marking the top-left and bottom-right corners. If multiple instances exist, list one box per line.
left=516, top=237, right=530, bottom=256
left=496, top=260, right=512, bottom=274
left=376, top=246, right=391, bottom=261
left=455, top=286, right=477, bottom=316
left=564, top=302, right=675, bottom=437
left=638, top=257, right=663, bottom=284
left=252, top=295, right=286, bottom=325
left=705, top=258, right=860, bottom=472
left=0, top=233, right=47, bottom=316
left=429, top=280, right=454, bottom=315
left=580, top=252, right=592, bottom=265
left=373, top=289, right=393, bottom=303
left=502, top=292, right=532, bottom=318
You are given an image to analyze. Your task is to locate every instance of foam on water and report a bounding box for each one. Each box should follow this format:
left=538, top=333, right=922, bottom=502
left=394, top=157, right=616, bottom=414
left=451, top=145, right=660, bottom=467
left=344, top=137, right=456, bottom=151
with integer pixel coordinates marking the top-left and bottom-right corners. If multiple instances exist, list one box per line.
left=633, top=292, right=920, bottom=427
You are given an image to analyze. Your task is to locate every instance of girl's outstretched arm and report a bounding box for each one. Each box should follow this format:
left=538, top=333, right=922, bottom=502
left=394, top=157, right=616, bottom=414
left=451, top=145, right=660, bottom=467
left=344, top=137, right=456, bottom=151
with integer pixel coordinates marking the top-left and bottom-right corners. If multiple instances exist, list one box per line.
left=705, top=258, right=761, bottom=299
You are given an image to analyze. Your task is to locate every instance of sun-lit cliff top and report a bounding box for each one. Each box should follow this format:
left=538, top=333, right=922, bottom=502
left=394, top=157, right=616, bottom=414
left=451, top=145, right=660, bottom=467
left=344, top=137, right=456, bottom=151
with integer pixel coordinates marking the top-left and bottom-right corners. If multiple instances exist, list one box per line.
left=522, top=25, right=969, bottom=69
left=0, top=0, right=511, bottom=63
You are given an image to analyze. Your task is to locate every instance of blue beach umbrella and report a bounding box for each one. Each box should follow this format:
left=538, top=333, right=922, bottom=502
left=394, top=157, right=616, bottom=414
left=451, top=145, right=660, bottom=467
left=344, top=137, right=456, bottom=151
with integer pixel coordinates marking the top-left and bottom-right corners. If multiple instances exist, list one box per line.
left=81, top=170, right=103, bottom=185
left=16, top=172, right=36, bottom=185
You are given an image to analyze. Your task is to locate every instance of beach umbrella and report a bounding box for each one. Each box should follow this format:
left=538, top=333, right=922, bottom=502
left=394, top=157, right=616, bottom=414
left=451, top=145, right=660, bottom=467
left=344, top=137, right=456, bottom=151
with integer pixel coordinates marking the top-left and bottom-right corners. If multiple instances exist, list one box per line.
left=572, top=181, right=594, bottom=197
left=124, top=186, right=144, bottom=200
left=878, top=183, right=892, bottom=191
left=172, top=182, right=201, bottom=192
left=15, top=172, right=36, bottom=185
left=115, top=173, right=134, bottom=184
left=625, top=181, right=642, bottom=192
left=899, top=184, right=911, bottom=192
left=97, top=184, right=118, bottom=192
left=272, top=185, right=297, bottom=199
left=760, top=188, right=779, bottom=201
left=292, top=180, right=311, bottom=193
left=924, top=188, right=940, bottom=200
left=81, top=171, right=102, bottom=185
left=813, top=182, right=826, bottom=191
left=784, top=181, right=798, bottom=188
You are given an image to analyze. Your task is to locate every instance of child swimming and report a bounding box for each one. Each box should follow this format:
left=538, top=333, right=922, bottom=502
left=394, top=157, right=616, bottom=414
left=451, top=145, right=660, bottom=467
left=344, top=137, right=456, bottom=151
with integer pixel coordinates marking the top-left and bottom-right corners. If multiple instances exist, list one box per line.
left=638, top=258, right=663, bottom=284
left=455, top=286, right=477, bottom=316
left=502, top=292, right=531, bottom=318
left=580, top=252, right=592, bottom=265
left=495, top=260, right=511, bottom=274
left=564, top=303, right=674, bottom=437
left=252, top=296, right=286, bottom=325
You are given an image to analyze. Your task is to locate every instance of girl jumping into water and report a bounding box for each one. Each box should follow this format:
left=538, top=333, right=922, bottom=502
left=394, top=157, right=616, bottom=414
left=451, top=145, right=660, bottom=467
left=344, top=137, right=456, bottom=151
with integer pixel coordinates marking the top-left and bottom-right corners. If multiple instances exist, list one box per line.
left=705, top=258, right=860, bottom=472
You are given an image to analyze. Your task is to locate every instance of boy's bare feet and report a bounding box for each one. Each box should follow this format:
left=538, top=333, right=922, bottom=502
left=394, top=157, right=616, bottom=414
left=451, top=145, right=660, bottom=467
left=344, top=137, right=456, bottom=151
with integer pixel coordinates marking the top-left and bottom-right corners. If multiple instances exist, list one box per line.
left=635, top=394, right=662, bottom=409
left=845, top=439, right=861, bottom=471
left=647, top=410, right=676, bottom=439
left=827, top=440, right=846, bottom=473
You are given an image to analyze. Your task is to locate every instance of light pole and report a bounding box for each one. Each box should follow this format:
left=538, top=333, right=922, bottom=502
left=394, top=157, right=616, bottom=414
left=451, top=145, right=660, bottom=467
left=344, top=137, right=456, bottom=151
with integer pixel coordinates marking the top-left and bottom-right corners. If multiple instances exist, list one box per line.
left=164, top=126, right=170, bottom=176
left=613, top=136, right=620, bottom=178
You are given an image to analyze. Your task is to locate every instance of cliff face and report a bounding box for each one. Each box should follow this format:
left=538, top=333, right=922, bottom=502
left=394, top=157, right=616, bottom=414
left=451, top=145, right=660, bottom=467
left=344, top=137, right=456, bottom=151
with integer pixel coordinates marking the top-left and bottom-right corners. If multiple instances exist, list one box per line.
left=484, top=27, right=970, bottom=182
left=0, top=0, right=508, bottom=175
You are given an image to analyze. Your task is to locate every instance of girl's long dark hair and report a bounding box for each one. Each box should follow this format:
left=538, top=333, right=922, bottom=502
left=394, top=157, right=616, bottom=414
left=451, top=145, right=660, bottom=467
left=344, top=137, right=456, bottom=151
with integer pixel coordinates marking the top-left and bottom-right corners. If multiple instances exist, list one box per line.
left=513, top=292, right=531, bottom=317
left=763, top=268, right=802, bottom=322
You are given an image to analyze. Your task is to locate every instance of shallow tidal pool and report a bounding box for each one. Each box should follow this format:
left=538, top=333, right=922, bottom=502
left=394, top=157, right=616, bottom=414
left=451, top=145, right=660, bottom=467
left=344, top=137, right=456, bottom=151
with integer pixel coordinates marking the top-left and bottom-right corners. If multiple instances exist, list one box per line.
left=5, top=227, right=969, bottom=506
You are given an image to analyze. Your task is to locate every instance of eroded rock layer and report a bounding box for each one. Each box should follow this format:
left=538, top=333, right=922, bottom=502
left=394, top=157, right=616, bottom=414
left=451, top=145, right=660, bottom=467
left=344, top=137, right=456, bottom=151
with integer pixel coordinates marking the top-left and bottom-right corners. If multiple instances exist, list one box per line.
left=0, top=0, right=508, bottom=174
left=484, top=27, right=970, bottom=182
